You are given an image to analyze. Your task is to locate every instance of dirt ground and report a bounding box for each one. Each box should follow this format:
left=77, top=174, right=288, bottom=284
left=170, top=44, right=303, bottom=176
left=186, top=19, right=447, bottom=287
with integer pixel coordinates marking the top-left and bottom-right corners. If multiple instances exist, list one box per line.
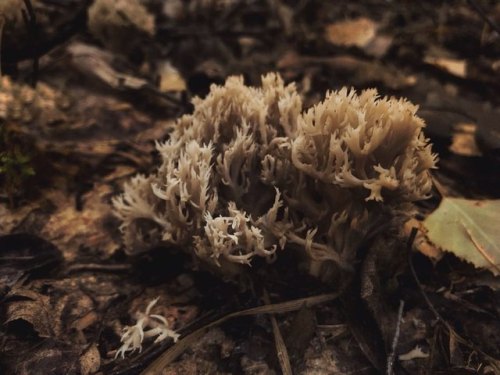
left=1, top=1, right=499, bottom=374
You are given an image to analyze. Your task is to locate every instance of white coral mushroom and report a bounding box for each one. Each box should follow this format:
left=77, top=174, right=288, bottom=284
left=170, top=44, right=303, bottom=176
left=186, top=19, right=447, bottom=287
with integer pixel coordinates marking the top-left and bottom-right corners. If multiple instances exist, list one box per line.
left=113, top=73, right=436, bottom=279
left=115, top=298, right=180, bottom=359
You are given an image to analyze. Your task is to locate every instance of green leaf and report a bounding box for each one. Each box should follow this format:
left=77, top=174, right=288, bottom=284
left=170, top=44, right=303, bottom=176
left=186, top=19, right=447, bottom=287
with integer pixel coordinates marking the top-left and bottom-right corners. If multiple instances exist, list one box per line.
left=423, top=198, right=500, bottom=275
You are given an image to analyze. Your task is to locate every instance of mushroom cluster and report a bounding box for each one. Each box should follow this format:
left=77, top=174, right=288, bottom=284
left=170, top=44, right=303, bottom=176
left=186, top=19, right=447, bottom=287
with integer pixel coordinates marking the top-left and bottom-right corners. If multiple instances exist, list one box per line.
left=113, top=73, right=436, bottom=278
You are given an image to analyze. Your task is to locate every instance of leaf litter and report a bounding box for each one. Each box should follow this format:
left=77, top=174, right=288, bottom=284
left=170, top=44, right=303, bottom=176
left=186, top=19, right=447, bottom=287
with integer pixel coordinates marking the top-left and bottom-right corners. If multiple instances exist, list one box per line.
left=1, top=0, right=500, bottom=374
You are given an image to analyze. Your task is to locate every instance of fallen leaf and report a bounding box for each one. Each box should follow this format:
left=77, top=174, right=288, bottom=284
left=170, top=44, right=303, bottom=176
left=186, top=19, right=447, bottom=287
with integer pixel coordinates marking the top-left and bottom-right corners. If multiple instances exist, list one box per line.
left=0, top=234, right=62, bottom=299
left=424, top=56, right=467, bottom=78
left=40, top=184, right=119, bottom=261
left=0, top=204, right=37, bottom=234
left=14, top=339, right=81, bottom=375
left=157, top=61, right=187, bottom=92
left=302, top=347, right=343, bottom=373
left=424, top=198, right=500, bottom=275
left=449, top=123, right=482, bottom=157
left=68, top=43, right=149, bottom=91
left=325, top=17, right=377, bottom=48
left=80, top=344, right=101, bottom=375
left=364, top=34, right=393, bottom=58
left=5, top=289, right=60, bottom=338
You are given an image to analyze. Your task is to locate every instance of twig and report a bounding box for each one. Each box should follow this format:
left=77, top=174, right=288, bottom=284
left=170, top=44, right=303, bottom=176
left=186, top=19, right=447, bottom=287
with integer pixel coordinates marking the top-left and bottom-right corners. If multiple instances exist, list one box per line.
left=466, top=0, right=500, bottom=35
left=407, top=227, right=443, bottom=322
left=66, top=263, right=132, bottom=274
left=21, top=0, right=38, bottom=86
left=263, top=289, right=293, bottom=375
left=387, top=300, right=405, bottom=375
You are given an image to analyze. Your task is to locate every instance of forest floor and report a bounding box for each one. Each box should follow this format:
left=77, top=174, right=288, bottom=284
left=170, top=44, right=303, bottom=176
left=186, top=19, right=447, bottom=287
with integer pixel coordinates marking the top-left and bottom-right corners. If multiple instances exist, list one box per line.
left=1, top=1, right=499, bottom=374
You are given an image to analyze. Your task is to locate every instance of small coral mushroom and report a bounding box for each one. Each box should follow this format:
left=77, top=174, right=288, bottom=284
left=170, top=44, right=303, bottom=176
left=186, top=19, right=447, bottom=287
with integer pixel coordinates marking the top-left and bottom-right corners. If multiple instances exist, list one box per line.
left=113, top=73, right=436, bottom=278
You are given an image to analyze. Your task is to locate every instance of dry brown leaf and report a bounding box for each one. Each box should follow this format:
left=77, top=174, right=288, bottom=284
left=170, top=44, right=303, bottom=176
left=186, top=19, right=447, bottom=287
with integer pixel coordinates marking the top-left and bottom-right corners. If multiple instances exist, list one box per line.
left=0, top=204, right=39, bottom=234
left=69, top=43, right=149, bottom=91
left=160, top=328, right=233, bottom=374
left=325, top=18, right=377, bottom=48
left=364, top=34, right=393, bottom=58
left=73, top=311, right=99, bottom=333
left=5, top=289, right=60, bottom=338
left=449, top=122, right=482, bottom=156
left=158, top=61, right=187, bottom=92
left=14, top=339, right=81, bottom=375
left=424, top=56, right=467, bottom=78
left=40, top=184, right=118, bottom=261
left=80, top=344, right=101, bottom=375
left=302, top=347, right=342, bottom=373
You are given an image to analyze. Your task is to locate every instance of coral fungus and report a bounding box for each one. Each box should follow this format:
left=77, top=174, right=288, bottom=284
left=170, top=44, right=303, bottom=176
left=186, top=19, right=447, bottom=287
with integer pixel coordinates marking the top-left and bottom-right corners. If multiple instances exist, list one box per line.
left=113, top=73, right=436, bottom=278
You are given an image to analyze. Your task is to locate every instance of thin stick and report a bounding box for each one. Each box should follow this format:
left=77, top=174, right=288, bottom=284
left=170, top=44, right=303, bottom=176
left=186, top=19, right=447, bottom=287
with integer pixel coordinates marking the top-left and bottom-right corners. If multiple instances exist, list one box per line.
left=407, top=227, right=443, bottom=322
left=21, top=0, right=38, bottom=86
left=387, top=300, right=405, bottom=375
left=66, top=263, right=132, bottom=274
left=263, top=290, right=293, bottom=375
